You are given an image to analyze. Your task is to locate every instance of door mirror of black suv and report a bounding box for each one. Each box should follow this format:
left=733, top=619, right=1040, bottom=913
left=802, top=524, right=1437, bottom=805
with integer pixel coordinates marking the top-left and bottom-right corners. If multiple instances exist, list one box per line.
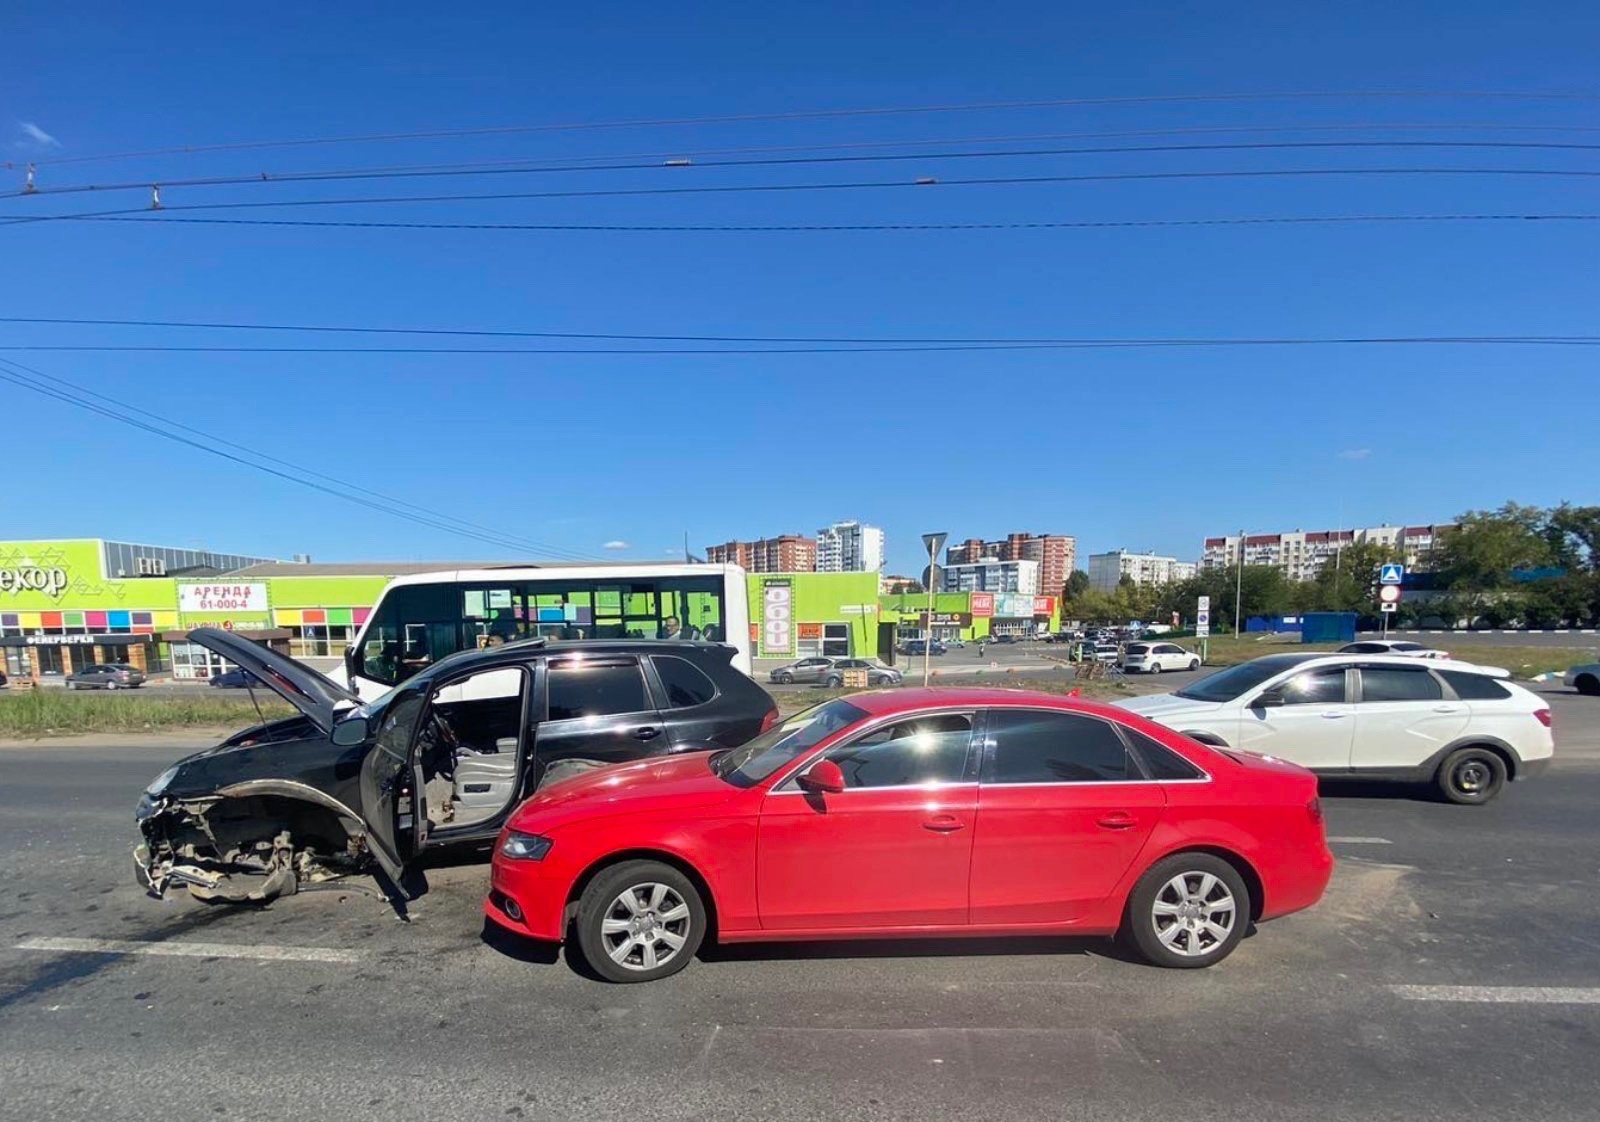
left=331, top=715, right=371, bottom=746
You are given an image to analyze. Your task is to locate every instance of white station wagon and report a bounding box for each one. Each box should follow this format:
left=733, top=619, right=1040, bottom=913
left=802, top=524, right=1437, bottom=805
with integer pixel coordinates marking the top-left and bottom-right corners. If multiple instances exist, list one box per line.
left=1117, top=653, right=1553, bottom=804
left=1122, top=641, right=1202, bottom=674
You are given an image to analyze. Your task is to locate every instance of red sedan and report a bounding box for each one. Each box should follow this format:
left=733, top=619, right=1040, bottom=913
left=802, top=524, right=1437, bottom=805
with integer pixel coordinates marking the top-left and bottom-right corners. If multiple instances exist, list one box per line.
left=486, top=688, right=1333, bottom=982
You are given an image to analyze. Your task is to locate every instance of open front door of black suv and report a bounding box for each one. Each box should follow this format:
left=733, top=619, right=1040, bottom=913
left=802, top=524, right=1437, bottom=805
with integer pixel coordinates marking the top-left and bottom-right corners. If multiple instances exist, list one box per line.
left=357, top=684, right=431, bottom=895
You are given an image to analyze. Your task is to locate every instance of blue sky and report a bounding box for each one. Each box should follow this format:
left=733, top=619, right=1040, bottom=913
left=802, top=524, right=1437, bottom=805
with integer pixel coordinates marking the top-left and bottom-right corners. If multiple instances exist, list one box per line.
left=3, top=1, right=1597, bottom=574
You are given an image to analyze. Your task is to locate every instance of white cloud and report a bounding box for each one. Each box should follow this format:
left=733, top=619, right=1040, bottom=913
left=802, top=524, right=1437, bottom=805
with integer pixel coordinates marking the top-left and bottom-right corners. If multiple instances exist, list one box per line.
left=1337, top=448, right=1373, bottom=460
left=602, top=539, right=630, bottom=551
left=18, top=122, right=60, bottom=148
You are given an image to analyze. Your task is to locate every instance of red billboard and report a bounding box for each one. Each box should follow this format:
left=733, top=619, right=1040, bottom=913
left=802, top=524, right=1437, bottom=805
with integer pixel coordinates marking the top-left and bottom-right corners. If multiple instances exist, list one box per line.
left=970, top=592, right=995, bottom=618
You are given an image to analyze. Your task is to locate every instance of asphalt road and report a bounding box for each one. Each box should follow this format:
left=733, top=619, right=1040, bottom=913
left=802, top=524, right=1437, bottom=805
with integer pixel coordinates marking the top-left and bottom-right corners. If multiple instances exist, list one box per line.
left=1, top=688, right=1597, bottom=1122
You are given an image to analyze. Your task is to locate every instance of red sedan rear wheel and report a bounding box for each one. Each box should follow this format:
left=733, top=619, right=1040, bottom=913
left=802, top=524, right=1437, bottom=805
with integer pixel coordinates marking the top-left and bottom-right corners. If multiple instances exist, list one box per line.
left=1124, top=853, right=1250, bottom=969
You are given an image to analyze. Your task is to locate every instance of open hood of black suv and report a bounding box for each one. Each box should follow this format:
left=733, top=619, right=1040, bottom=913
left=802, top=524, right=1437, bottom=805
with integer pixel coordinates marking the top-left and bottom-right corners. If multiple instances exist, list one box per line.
left=185, top=627, right=361, bottom=736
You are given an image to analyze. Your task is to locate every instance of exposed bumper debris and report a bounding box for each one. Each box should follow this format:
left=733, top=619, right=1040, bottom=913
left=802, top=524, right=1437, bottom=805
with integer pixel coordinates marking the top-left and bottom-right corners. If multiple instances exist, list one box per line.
left=136, top=797, right=362, bottom=904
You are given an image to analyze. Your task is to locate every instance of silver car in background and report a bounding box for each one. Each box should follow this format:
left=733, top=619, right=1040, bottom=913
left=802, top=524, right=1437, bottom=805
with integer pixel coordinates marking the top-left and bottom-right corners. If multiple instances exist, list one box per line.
left=1565, top=662, right=1600, bottom=696
left=819, top=658, right=903, bottom=687
left=66, top=663, right=147, bottom=690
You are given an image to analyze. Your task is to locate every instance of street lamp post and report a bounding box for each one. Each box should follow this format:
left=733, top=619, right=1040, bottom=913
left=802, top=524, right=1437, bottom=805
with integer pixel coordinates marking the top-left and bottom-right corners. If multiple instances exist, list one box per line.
left=921, top=532, right=947, bottom=687
left=1234, top=528, right=1245, bottom=637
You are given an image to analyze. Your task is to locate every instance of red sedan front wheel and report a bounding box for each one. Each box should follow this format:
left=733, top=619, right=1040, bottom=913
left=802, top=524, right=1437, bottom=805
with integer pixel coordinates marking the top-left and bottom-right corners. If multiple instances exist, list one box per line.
left=574, top=860, right=706, bottom=983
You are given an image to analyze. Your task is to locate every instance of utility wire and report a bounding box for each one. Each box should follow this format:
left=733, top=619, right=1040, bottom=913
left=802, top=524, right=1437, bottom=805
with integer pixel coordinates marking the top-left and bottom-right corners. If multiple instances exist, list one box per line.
left=10, top=139, right=1600, bottom=201
left=20, top=120, right=1600, bottom=197
left=5, top=314, right=1599, bottom=346
left=42, top=211, right=1600, bottom=234
left=1, top=338, right=1595, bottom=356
left=7, top=166, right=1600, bottom=227
left=0, top=357, right=598, bottom=561
left=20, top=88, right=1600, bottom=168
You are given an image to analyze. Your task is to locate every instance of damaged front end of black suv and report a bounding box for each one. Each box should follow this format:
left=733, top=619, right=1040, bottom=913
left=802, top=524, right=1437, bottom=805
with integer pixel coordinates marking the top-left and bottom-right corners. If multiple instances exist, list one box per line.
left=134, top=629, right=378, bottom=903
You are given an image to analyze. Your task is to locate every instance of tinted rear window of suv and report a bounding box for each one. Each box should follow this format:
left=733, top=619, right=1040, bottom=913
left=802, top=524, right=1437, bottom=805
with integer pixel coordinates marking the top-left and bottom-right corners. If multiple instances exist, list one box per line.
left=653, top=655, right=719, bottom=708
left=1438, top=670, right=1512, bottom=700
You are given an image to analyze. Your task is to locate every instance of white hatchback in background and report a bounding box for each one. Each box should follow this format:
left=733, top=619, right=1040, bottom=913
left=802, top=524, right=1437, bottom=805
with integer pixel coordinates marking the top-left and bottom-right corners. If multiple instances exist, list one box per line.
left=1122, top=641, right=1201, bottom=675
left=1115, top=653, right=1553, bottom=804
left=1337, top=639, right=1450, bottom=660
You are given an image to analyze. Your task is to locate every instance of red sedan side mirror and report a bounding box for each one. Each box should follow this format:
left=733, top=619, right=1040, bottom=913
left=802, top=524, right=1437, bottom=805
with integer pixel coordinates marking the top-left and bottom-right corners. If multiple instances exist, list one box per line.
left=796, top=759, right=846, bottom=794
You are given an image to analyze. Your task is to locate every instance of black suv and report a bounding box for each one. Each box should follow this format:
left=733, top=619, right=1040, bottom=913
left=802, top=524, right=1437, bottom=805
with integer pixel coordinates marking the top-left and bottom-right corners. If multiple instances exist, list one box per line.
left=134, top=628, right=777, bottom=905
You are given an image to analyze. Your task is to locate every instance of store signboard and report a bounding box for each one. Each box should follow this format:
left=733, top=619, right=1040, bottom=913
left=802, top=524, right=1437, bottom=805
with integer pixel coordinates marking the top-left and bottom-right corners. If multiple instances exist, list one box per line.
left=1032, top=596, right=1056, bottom=618
left=918, top=612, right=972, bottom=627
left=180, top=583, right=267, bottom=614
left=761, top=580, right=793, bottom=657
left=0, top=565, right=69, bottom=600
left=970, top=592, right=995, bottom=618
left=993, top=593, right=1035, bottom=619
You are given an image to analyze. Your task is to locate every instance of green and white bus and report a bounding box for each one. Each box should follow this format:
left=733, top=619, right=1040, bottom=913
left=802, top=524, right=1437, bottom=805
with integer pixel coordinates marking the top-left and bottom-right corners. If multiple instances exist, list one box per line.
left=340, top=562, right=750, bottom=700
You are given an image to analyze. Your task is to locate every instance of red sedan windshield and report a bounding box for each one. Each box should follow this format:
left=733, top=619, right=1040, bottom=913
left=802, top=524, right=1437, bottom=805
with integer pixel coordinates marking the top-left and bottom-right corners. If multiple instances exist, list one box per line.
left=712, top=699, right=866, bottom=787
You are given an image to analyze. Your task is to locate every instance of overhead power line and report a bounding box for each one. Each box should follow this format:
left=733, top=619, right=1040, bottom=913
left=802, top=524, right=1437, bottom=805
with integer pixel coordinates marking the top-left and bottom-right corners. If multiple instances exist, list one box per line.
left=18, top=119, right=1600, bottom=199
left=6, top=314, right=1599, bottom=346
left=19, top=88, right=1600, bottom=168
left=40, top=211, right=1600, bottom=234
left=0, top=357, right=598, bottom=561
left=7, top=166, right=1600, bottom=227
left=1, top=338, right=1595, bottom=356
left=10, top=139, right=1600, bottom=201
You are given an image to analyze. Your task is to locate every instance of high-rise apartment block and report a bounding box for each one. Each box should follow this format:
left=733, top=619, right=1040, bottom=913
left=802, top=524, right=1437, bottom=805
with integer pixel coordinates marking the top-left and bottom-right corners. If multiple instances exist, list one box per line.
left=704, top=534, right=816, bottom=573
left=816, top=521, right=885, bottom=573
left=1200, top=524, right=1453, bottom=580
left=946, top=532, right=1076, bottom=596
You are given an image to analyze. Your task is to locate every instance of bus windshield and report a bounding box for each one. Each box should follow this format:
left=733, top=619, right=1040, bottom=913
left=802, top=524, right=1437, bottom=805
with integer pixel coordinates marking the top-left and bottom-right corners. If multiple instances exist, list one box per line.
left=346, top=565, right=749, bottom=694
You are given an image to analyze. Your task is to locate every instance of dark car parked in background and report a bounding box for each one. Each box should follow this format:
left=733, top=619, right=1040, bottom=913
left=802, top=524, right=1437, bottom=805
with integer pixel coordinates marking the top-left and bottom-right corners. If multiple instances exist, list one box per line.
left=897, top=638, right=946, bottom=656
left=209, top=667, right=259, bottom=689
left=67, top=663, right=146, bottom=689
left=135, top=629, right=778, bottom=905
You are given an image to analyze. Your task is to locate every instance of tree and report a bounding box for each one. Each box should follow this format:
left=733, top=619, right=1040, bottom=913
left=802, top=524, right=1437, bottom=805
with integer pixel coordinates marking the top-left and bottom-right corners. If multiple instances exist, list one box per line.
left=1434, top=503, right=1553, bottom=590
left=1065, top=570, right=1090, bottom=599
left=1306, top=540, right=1402, bottom=615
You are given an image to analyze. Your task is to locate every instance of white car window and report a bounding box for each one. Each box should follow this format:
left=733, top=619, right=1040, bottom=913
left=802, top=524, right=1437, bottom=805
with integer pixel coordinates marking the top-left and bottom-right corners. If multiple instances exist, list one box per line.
left=1359, top=667, right=1442, bottom=702
left=1280, top=669, right=1348, bottom=705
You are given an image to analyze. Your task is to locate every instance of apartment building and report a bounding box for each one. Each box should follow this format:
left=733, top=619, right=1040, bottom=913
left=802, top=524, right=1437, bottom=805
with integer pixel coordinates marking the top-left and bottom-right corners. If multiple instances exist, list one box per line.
left=940, top=558, right=1040, bottom=595
left=816, top=520, right=885, bottom=573
left=1201, top=524, right=1453, bottom=579
left=946, top=531, right=1076, bottom=596
left=1087, top=550, right=1199, bottom=593
left=704, top=534, right=816, bottom=573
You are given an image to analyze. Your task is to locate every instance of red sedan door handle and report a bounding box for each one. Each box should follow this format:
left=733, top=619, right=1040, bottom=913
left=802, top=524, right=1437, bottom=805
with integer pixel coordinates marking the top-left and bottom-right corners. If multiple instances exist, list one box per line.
left=923, top=814, right=966, bottom=833
left=1097, top=812, right=1138, bottom=830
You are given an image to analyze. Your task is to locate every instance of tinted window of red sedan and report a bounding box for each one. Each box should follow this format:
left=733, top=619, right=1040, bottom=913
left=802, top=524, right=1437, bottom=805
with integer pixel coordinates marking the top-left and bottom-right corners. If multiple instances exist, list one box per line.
left=984, top=710, right=1131, bottom=783
left=825, top=714, right=973, bottom=788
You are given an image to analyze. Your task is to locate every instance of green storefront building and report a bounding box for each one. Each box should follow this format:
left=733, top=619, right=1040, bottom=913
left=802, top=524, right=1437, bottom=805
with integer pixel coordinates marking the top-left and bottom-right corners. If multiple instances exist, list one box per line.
left=1, top=538, right=1062, bottom=681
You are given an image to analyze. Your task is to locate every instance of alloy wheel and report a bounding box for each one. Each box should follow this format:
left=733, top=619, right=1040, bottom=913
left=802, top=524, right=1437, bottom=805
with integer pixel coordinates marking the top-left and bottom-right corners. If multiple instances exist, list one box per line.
left=599, top=882, right=692, bottom=973
left=1151, top=871, right=1236, bottom=958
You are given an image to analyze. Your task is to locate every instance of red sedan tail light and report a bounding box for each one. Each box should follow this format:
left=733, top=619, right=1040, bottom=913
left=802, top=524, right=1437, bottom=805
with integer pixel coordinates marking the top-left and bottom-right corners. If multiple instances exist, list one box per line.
left=1306, top=796, right=1324, bottom=826
left=759, top=707, right=781, bottom=734
left=1534, top=709, right=1552, bottom=729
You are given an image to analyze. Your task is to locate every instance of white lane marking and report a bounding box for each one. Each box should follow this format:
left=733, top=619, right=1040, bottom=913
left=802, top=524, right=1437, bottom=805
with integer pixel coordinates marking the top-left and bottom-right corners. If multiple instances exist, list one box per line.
left=1392, top=985, right=1600, bottom=1004
left=14, top=936, right=361, bottom=964
left=1327, top=836, right=1392, bottom=844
